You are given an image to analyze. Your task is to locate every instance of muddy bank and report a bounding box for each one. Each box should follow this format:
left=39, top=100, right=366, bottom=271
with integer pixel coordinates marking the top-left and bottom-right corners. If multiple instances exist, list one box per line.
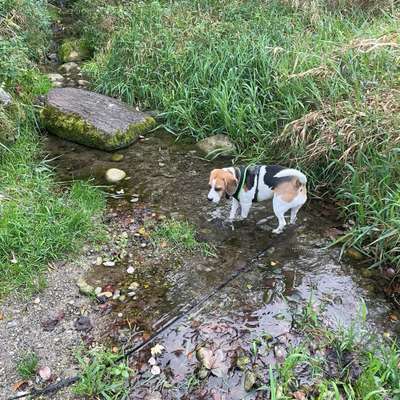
left=40, top=131, right=398, bottom=398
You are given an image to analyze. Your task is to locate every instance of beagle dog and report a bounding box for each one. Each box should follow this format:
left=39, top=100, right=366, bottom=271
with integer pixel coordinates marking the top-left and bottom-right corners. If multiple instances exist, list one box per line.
left=207, top=165, right=307, bottom=234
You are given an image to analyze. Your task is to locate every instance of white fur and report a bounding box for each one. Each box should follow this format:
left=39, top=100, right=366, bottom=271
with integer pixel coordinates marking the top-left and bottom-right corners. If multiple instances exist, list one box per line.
left=228, top=166, right=307, bottom=233
left=274, top=168, right=307, bottom=184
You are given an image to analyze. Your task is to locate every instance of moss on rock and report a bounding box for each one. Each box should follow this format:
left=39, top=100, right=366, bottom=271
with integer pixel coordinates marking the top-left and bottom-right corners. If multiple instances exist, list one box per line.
left=58, top=39, right=91, bottom=63
left=41, top=105, right=156, bottom=151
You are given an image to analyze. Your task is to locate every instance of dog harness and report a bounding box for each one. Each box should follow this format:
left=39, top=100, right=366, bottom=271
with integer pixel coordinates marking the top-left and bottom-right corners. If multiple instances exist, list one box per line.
left=231, top=165, right=261, bottom=203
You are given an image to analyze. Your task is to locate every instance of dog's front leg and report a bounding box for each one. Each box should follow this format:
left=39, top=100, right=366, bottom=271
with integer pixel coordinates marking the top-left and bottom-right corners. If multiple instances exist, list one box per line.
left=240, top=202, right=252, bottom=219
left=229, top=198, right=239, bottom=220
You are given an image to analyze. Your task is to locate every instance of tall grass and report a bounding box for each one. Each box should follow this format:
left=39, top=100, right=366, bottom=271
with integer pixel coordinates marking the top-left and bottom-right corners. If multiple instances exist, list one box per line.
left=0, top=0, right=105, bottom=297
left=78, top=0, right=400, bottom=270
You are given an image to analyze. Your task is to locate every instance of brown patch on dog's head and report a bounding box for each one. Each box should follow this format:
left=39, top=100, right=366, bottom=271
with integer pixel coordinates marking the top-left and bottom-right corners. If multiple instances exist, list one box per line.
left=208, top=169, right=238, bottom=202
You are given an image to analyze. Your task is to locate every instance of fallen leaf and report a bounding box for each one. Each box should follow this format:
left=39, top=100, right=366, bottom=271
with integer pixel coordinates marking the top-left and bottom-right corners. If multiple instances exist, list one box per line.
left=151, top=344, right=165, bottom=356
left=12, top=380, right=28, bottom=392
left=196, top=347, right=229, bottom=377
left=38, top=366, right=51, bottom=381
left=293, top=391, right=306, bottom=400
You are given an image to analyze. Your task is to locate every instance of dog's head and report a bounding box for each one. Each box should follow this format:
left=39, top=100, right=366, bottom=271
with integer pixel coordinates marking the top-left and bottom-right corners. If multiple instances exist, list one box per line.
left=207, top=169, right=238, bottom=203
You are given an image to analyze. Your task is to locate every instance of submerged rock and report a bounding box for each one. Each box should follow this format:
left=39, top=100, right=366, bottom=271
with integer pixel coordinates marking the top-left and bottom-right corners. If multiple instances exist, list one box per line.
left=105, top=168, right=126, bottom=183
left=42, top=88, right=156, bottom=151
left=196, top=134, right=235, bottom=156
left=58, top=62, right=80, bottom=74
left=46, top=73, right=65, bottom=88
left=111, top=153, right=124, bottom=162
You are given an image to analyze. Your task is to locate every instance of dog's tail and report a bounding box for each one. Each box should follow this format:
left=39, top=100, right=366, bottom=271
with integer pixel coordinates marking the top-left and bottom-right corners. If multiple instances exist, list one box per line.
left=274, top=168, right=307, bottom=185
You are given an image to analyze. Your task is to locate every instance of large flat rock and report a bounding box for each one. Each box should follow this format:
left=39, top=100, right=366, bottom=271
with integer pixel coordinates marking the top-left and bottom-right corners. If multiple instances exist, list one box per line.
left=42, top=88, right=156, bottom=151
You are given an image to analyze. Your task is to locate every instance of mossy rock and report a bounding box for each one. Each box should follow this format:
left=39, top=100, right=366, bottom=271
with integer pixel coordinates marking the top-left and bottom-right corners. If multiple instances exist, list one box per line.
left=42, top=88, right=156, bottom=151
left=58, top=39, right=91, bottom=63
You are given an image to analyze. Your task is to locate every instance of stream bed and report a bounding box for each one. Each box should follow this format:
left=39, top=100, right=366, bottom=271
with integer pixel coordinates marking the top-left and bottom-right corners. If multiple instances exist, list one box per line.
left=44, top=131, right=398, bottom=399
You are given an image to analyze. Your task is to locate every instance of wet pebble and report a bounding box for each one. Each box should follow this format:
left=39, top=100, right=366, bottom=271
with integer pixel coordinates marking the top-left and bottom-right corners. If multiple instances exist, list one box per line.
left=103, top=260, right=115, bottom=267
left=105, top=168, right=126, bottom=184
left=244, top=370, right=256, bottom=391
left=110, top=153, right=124, bottom=162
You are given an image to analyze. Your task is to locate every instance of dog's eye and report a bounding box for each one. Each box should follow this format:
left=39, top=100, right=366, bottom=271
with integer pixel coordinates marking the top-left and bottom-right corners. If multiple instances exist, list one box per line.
left=215, top=187, right=222, bottom=192
left=208, top=184, right=212, bottom=189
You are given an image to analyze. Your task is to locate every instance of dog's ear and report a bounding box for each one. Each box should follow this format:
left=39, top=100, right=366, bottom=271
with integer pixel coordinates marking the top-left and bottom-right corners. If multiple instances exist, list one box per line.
left=224, top=172, right=238, bottom=196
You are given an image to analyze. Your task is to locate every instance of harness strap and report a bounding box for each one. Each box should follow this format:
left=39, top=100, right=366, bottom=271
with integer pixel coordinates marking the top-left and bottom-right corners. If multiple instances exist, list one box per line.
left=232, top=165, right=261, bottom=202
left=252, top=166, right=261, bottom=203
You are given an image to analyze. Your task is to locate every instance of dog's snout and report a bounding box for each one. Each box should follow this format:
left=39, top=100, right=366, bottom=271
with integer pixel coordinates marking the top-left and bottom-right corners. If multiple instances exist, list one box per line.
left=207, top=197, right=213, bottom=202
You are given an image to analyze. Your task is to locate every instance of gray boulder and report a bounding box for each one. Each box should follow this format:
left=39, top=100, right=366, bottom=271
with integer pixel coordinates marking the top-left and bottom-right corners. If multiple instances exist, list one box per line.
left=197, top=134, right=235, bottom=156
left=42, top=88, right=156, bottom=151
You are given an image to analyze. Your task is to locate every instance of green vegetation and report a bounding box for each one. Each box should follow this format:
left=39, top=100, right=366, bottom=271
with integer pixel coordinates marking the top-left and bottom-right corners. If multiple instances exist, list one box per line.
left=17, top=352, right=38, bottom=379
left=0, top=0, right=105, bottom=297
left=250, top=301, right=400, bottom=399
left=151, top=218, right=214, bottom=256
left=71, top=0, right=400, bottom=271
left=73, top=347, right=132, bottom=399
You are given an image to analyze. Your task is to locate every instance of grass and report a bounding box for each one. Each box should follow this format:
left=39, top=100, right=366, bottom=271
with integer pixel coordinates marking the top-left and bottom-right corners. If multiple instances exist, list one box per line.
left=17, top=352, right=38, bottom=380
left=0, top=0, right=106, bottom=298
left=151, top=218, right=214, bottom=256
left=252, top=301, right=400, bottom=399
left=70, top=0, right=400, bottom=272
left=73, top=347, right=132, bottom=399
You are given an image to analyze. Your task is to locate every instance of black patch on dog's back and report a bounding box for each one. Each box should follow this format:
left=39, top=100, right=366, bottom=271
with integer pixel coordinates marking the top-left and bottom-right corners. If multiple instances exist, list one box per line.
left=263, top=165, right=292, bottom=188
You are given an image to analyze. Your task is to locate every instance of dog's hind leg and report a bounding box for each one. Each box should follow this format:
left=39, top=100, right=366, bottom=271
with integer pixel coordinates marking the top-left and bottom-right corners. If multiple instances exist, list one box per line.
left=272, top=196, right=291, bottom=234
left=290, top=205, right=302, bottom=225
left=229, top=198, right=240, bottom=220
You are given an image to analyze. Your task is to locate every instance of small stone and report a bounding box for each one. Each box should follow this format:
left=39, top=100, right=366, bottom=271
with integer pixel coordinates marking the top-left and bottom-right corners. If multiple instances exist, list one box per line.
left=126, top=266, right=134, bottom=274
left=130, top=197, right=139, bottom=203
left=103, top=260, right=115, bottom=267
left=77, top=79, right=90, bottom=87
left=100, top=291, right=113, bottom=298
left=236, top=355, right=250, bottom=370
left=244, top=370, right=256, bottom=391
left=47, top=73, right=64, bottom=84
left=129, top=282, right=139, bottom=290
left=105, top=168, right=126, bottom=184
left=141, top=243, right=147, bottom=248
left=196, top=134, right=236, bottom=157
left=94, top=287, right=102, bottom=295
left=111, top=153, right=124, bottom=162
left=158, top=162, right=165, bottom=167
left=127, top=291, right=136, bottom=297
left=118, top=313, right=123, bottom=318
left=33, top=297, right=41, bottom=304
left=95, top=256, right=103, bottom=266
left=77, top=278, right=94, bottom=296
left=119, top=295, right=126, bottom=302
left=58, top=62, right=80, bottom=74
left=7, top=320, right=17, bottom=328
left=0, top=87, right=12, bottom=107
left=198, top=367, right=209, bottom=379
left=74, top=316, right=93, bottom=332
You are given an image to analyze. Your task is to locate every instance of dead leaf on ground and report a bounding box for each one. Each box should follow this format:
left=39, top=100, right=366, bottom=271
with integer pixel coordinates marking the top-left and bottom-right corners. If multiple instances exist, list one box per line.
left=196, top=347, right=229, bottom=377
left=293, top=391, right=306, bottom=400
left=12, top=380, right=28, bottom=392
